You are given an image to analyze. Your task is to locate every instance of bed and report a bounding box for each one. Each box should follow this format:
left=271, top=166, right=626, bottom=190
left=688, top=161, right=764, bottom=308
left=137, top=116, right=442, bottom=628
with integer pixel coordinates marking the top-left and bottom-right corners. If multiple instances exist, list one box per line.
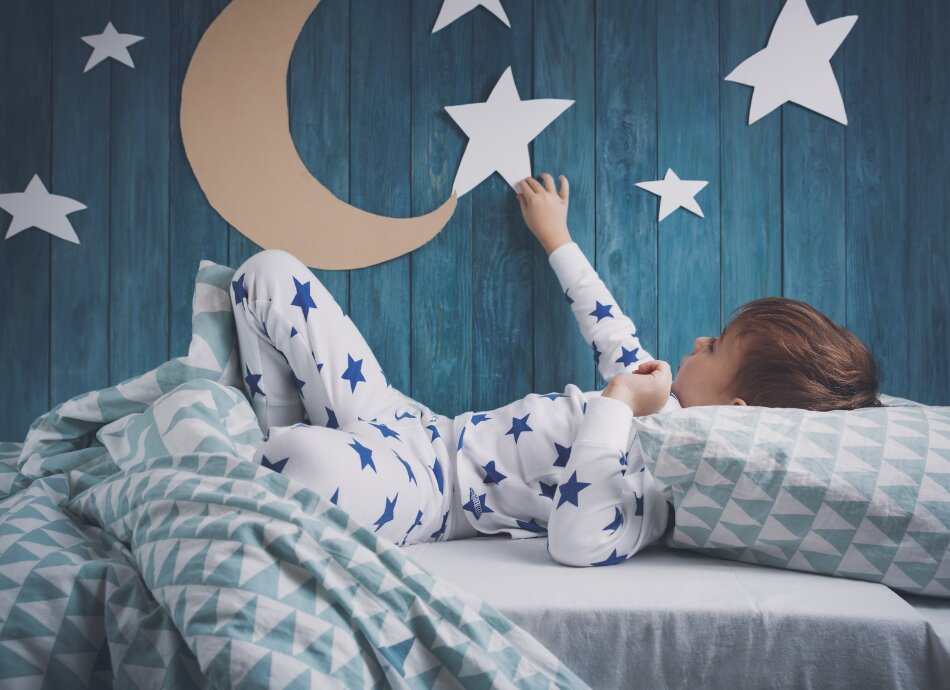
left=404, top=534, right=950, bottom=689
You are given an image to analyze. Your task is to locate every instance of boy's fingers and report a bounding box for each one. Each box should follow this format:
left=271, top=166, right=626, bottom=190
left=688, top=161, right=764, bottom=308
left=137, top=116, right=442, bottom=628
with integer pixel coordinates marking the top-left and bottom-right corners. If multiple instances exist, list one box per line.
left=541, top=172, right=556, bottom=193
left=516, top=193, right=526, bottom=211
left=519, top=178, right=535, bottom=197
left=525, top=176, right=543, bottom=194
left=558, top=175, right=570, bottom=201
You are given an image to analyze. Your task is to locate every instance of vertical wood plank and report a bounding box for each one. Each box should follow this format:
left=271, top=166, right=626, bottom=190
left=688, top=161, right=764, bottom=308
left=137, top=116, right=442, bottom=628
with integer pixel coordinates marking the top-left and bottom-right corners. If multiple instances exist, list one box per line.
left=410, top=0, right=472, bottom=416
left=844, top=0, right=908, bottom=398
left=170, top=0, right=229, bottom=357
left=533, top=0, right=595, bottom=394
left=0, top=0, right=51, bottom=441
left=472, top=0, right=534, bottom=410
left=906, top=0, right=949, bottom=405
left=349, top=0, right=412, bottom=395
left=109, top=0, right=169, bottom=384
left=292, top=0, right=350, bottom=306
left=720, top=0, right=782, bottom=320
left=51, top=0, right=110, bottom=404
left=783, top=0, right=846, bottom=325
left=657, top=0, right=720, bottom=370
left=595, top=0, right=658, bottom=390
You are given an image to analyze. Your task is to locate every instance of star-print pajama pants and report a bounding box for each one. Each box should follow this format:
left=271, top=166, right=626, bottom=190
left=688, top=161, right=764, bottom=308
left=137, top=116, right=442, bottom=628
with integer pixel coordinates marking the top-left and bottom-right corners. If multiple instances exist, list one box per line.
left=231, top=248, right=481, bottom=546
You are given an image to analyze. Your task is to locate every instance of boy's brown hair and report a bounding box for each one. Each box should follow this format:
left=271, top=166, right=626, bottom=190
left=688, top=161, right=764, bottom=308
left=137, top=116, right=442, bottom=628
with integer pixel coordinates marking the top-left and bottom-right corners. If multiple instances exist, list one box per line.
left=724, top=297, right=883, bottom=412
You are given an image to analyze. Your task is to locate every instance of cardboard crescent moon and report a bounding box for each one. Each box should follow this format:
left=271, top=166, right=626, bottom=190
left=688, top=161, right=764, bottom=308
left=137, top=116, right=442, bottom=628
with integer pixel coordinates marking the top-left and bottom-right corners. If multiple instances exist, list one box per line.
left=180, top=0, right=457, bottom=270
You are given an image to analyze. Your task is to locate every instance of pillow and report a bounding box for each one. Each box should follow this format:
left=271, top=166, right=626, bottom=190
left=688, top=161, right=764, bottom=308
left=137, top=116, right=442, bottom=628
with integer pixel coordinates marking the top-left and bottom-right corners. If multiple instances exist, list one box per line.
left=631, top=402, right=950, bottom=598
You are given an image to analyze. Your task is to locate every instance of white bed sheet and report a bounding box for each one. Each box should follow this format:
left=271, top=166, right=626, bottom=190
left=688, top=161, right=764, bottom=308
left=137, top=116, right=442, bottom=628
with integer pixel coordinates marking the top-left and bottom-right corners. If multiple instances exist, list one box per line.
left=402, top=535, right=950, bottom=689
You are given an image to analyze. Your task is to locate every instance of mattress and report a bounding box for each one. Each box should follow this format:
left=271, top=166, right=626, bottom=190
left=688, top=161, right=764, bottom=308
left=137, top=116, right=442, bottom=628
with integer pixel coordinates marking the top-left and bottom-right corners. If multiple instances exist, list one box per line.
left=402, top=535, right=950, bottom=689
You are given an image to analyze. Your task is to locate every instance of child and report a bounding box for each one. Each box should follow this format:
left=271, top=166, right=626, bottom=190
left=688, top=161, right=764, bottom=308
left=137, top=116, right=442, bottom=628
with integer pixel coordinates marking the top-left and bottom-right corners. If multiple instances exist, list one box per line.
left=230, top=173, right=882, bottom=567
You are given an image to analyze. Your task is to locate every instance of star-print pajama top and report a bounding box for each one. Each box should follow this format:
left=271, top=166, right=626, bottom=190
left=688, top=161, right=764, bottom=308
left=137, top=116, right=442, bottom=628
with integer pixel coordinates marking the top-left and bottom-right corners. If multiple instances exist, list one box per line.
left=452, top=241, right=682, bottom=567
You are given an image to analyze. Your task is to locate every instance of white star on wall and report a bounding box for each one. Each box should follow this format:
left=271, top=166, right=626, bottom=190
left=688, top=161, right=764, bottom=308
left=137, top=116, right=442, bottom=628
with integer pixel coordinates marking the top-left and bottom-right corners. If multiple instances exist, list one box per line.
left=81, top=21, right=145, bottom=73
left=445, top=67, right=573, bottom=197
left=0, top=174, right=87, bottom=243
left=431, top=0, right=510, bottom=34
left=724, top=0, right=857, bottom=125
left=636, top=169, right=708, bottom=222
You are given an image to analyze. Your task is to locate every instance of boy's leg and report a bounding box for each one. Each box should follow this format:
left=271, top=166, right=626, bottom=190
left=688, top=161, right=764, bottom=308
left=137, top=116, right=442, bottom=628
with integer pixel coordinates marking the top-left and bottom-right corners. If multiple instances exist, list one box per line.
left=254, top=420, right=448, bottom=546
left=231, top=249, right=416, bottom=433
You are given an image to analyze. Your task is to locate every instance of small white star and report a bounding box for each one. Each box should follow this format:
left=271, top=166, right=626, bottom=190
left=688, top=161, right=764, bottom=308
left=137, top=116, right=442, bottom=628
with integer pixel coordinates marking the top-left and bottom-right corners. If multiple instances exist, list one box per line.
left=431, top=0, right=511, bottom=34
left=0, top=174, right=87, bottom=243
left=724, top=0, right=857, bottom=125
left=635, top=169, right=708, bottom=222
left=445, top=66, right=573, bottom=197
left=81, top=21, right=145, bottom=73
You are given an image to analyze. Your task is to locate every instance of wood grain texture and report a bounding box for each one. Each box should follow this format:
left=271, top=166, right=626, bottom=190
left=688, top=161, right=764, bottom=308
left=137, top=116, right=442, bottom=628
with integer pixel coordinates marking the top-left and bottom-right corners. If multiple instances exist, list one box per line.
left=109, top=0, right=169, bottom=385
left=657, top=0, right=721, bottom=371
left=782, top=0, right=847, bottom=325
left=348, top=0, right=412, bottom=395
left=410, top=0, right=473, bottom=417
left=844, top=0, right=909, bottom=398
left=595, top=0, right=658, bottom=389
left=720, top=0, right=782, bottom=322
left=51, top=0, right=110, bottom=405
left=0, top=0, right=51, bottom=441
left=471, top=0, right=535, bottom=411
left=170, top=0, right=230, bottom=358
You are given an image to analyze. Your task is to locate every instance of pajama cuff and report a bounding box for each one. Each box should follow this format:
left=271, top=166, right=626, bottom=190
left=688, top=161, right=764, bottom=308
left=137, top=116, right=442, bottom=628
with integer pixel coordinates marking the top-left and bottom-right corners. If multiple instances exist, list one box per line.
left=548, top=241, right=592, bottom=292
left=575, top=395, right=633, bottom=449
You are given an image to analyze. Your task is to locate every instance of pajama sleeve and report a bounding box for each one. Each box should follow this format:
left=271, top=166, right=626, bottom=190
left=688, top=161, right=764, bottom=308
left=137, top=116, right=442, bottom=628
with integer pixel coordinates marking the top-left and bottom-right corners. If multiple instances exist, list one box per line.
left=546, top=395, right=671, bottom=567
left=548, top=241, right=655, bottom=383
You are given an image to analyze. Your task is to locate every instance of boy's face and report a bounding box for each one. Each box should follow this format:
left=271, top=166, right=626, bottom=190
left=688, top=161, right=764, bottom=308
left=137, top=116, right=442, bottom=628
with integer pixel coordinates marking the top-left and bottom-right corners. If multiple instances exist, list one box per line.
left=671, top=325, right=747, bottom=408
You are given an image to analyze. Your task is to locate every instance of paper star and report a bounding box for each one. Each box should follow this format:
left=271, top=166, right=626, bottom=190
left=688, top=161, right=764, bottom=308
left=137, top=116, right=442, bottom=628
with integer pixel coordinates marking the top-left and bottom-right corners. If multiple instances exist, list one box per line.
left=0, top=175, right=86, bottom=243
left=724, top=0, right=857, bottom=125
left=81, top=21, right=145, bottom=73
left=445, top=67, right=574, bottom=197
left=635, top=169, right=708, bottom=222
left=431, top=0, right=510, bottom=33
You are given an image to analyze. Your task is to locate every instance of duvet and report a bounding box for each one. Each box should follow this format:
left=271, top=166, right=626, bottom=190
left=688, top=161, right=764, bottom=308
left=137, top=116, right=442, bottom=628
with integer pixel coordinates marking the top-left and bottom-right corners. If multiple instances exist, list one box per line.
left=0, top=260, right=588, bottom=689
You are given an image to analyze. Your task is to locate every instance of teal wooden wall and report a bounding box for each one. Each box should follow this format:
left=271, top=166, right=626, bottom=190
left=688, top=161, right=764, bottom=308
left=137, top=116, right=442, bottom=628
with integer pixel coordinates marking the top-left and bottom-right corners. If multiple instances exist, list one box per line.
left=1, top=0, right=948, bottom=442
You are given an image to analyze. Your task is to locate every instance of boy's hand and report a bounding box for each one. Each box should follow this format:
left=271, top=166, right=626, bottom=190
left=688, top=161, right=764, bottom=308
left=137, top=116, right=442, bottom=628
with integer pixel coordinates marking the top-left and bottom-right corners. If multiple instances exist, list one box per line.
left=602, top=360, right=673, bottom=416
left=517, top=173, right=572, bottom=255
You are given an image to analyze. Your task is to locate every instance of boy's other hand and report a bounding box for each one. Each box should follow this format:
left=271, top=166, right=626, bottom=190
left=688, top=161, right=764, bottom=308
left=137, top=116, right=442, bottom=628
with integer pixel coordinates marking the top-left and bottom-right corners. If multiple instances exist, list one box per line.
left=603, top=360, right=673, bottom=416
left=517, top=173, right=572, bottom=255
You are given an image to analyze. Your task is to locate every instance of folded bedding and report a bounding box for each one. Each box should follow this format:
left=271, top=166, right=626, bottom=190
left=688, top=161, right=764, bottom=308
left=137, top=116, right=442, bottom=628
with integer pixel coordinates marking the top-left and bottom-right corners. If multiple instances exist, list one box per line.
left=0, top=260, right=588, bottom=689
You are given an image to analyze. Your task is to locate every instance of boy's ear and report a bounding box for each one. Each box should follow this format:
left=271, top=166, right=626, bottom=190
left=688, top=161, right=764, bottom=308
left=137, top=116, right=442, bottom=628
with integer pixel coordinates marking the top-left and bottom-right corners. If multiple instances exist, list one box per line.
left=731, top=397, right=747, bottom=406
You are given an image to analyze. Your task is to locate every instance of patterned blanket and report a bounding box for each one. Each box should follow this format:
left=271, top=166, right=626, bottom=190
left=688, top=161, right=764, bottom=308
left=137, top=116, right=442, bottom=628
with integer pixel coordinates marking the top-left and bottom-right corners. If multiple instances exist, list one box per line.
left=0, top=260, right=588, bottom=689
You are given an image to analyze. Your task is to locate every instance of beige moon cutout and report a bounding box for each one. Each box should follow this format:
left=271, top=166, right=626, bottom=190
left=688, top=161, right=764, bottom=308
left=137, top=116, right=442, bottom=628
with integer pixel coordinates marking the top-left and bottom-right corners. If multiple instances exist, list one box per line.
left=180, top=0, right=457, bottom=270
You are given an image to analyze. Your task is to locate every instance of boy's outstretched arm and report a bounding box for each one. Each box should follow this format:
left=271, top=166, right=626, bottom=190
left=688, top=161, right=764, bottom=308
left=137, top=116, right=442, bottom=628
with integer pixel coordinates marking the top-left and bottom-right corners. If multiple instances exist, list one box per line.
left=517, top=173, right=655, bottom=382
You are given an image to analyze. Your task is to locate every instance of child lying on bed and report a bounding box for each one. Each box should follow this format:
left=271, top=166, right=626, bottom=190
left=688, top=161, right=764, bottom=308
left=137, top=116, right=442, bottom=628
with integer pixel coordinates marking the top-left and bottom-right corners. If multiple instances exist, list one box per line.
left=229, top=173, right=882, bottom=567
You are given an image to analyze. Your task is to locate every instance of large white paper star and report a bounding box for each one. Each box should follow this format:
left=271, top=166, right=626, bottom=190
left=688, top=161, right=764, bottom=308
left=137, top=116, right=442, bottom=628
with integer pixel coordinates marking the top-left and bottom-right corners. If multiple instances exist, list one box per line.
left=445, top=67, right=573, bottom=197
left=431, top=0, right=510, bottom=34
left=724, top=0, right=857, bottom=125
left=635, top=169, right=708, bottom=222
left=0, top=174, right=87, bottom=243
left=81, top=21, right=145, bottom=73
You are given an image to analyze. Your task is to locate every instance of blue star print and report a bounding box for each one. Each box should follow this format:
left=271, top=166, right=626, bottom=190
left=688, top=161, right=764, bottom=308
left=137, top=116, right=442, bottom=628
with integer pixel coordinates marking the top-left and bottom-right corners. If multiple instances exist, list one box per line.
left=553, top=442, right=572, bottom=468
left=470, top=413, right=491, bottom=425
left=430, top=512, right=448, bottom=540
left=373, top=494, right=398, bottom=532
left=231, top=273, right=247, bottom=305
left=261, top=455, right=288, bottom=473
left=481, top=460, right=508, bottom=484
left=541, top=392, right=567, bottom=401
left=290, top=276, right=317, bottom=321
left=325, top=406, right=339, bottom=429
left=592, top=341, right=601, bottom=364
left=432, top=458, right=444, bottom=494
left=289, top=371, right=305, bottom=395
left=330, top=487, right=339, bottom=505
left=616, top=345, right=640, bottom=367
left=244, top=364, right=265, bottom=398
left=603, top=506, right=622, bottom=533
left=556, top=471, right=592, bottom=508
left=393, top=451, right=417, bottom=485
left=589, top=301, right=614, bottom=322
left=457, top=426, right=466, bottom=450
left=426, top=423, right=441, bottom=441
left=341, top=353, right=366, bottom=393
left=348, top=439, right=377, bottom=472
left=404, top=509, right=423, bottom=541
left=539, top=480, right=557, bottom=499
left=369, top=421, right=400, bottom=440
left=463, top=490, right=494, bottom=520
left=591, top=549, right=628, bottom=567
left=290, top=326, right=298, bottom=338
left=635, top=492, right=644, bottom=516
left=516, top=518, right=547, bottom=534
left=395, top=410, right=416, bottom=420
left=505, top=414, right=533, bottom=443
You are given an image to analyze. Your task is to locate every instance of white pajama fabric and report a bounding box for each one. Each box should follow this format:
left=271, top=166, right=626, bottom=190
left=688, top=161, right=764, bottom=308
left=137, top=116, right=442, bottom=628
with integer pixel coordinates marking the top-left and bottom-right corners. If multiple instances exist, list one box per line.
left=231, top=242, right=680, bottom=565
